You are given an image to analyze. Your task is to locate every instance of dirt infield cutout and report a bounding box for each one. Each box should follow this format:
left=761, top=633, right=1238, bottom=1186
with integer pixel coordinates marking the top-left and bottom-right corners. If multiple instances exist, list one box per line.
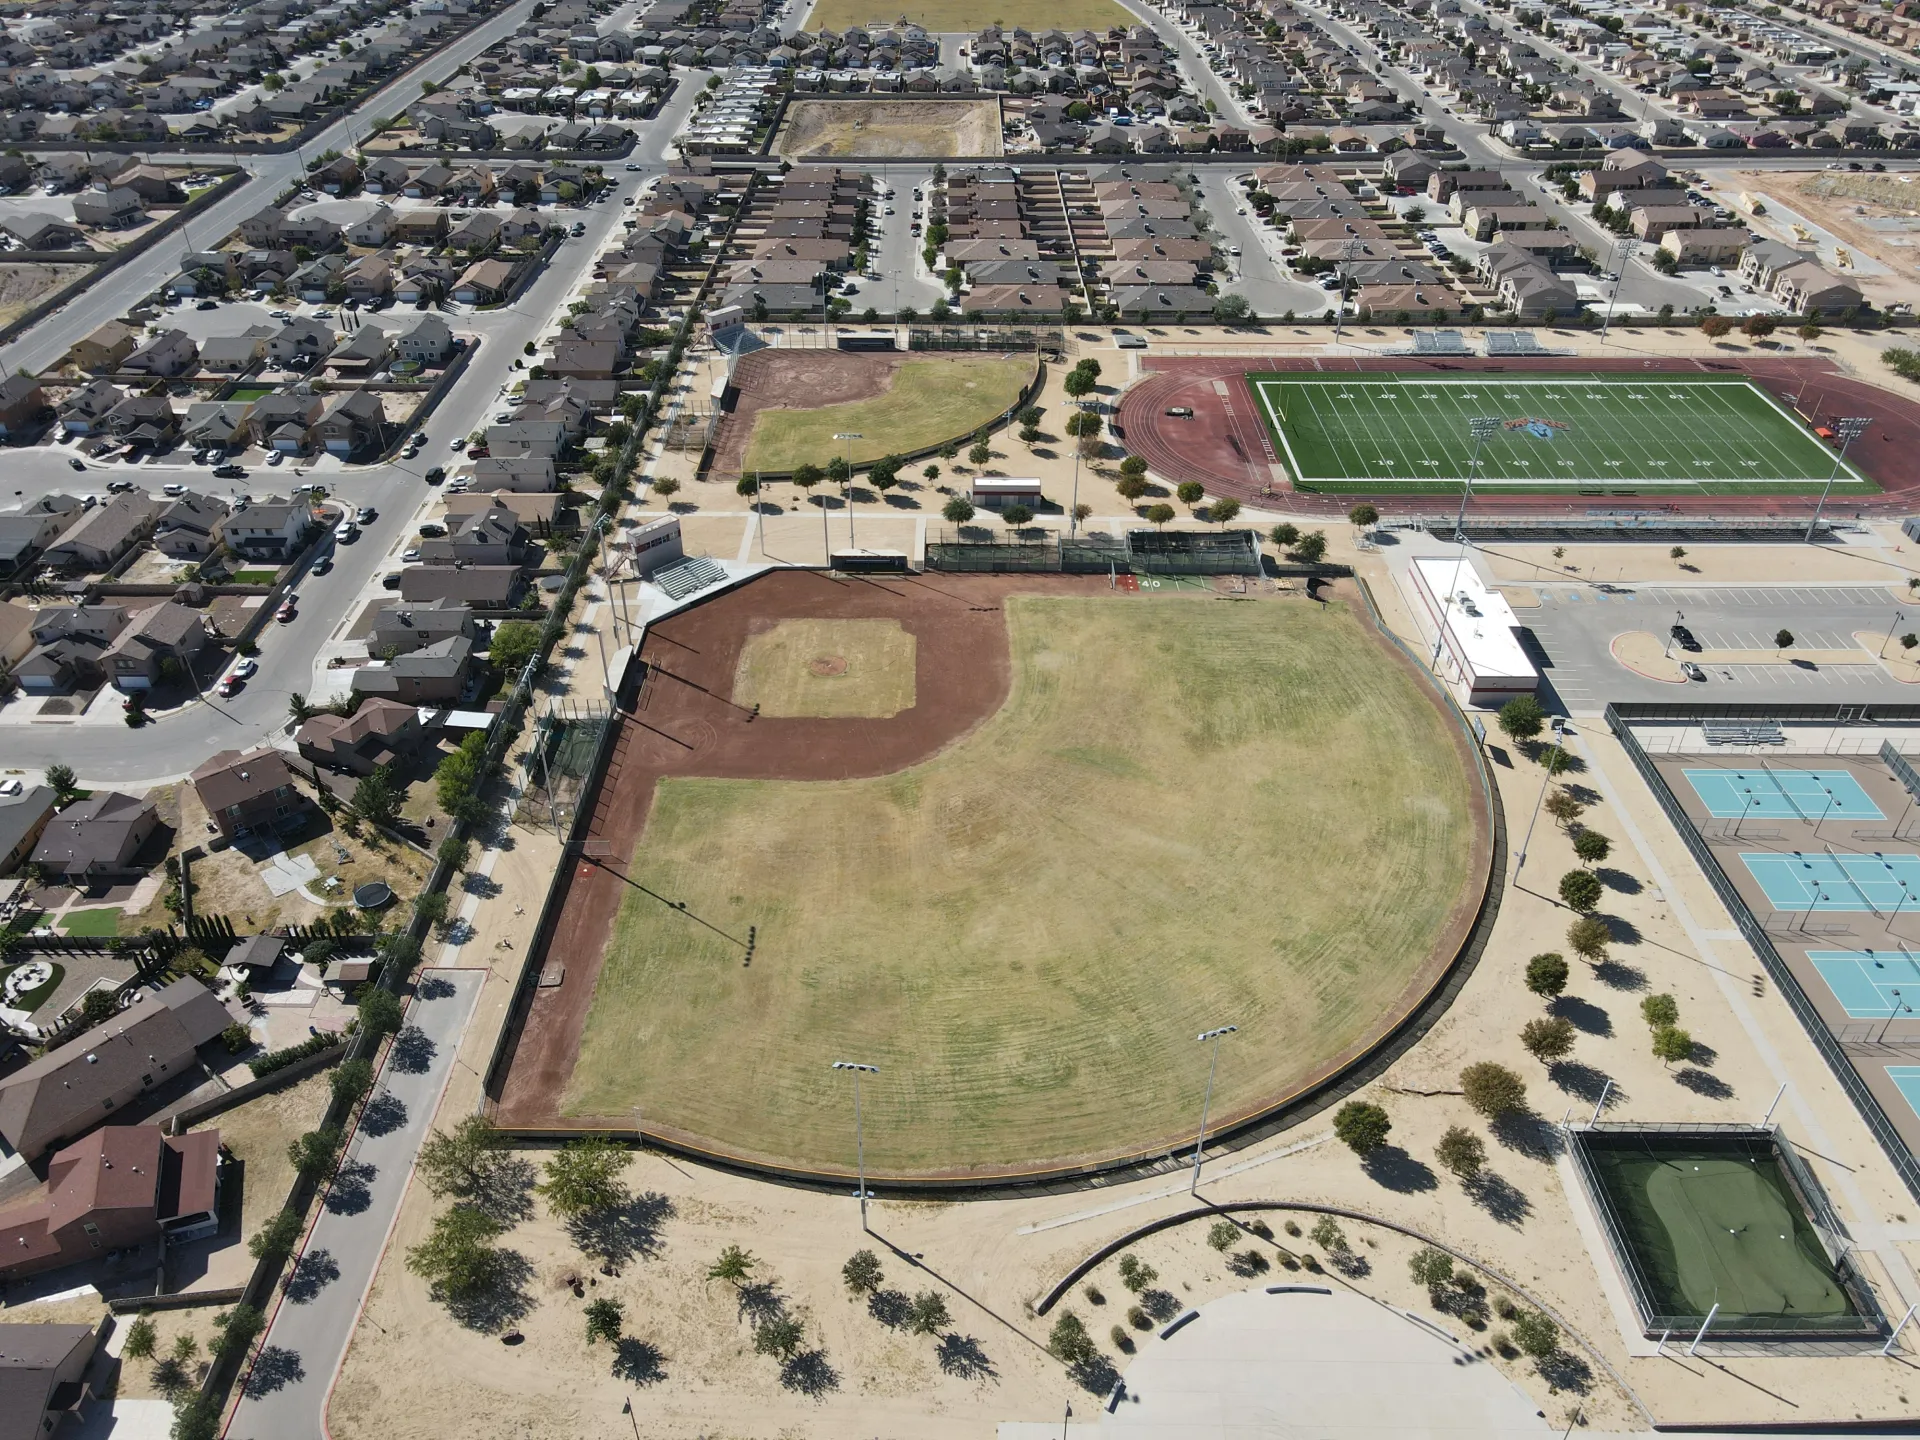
left=734, top=618, right=918, bottom=718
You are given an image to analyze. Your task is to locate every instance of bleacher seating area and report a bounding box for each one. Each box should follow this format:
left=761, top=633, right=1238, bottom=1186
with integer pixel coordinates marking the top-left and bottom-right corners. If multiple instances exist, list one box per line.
left=1486, top=332, right=1548, bottom=356
left=1412, top=330, right=1472, bottom=355
left=651, top=556, right=728, bottom=600
left=1704, top=722, right=1787, bottom=747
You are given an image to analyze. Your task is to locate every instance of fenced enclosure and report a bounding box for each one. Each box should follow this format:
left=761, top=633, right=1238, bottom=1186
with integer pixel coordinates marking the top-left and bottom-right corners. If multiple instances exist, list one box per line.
left=922, top=528, right=1262, bottom=576
left=515, top=698, right=611, bottom=837
left=1127, top=528, right=1262, bottom=576
left=907, top=323, right=1063, bottom=356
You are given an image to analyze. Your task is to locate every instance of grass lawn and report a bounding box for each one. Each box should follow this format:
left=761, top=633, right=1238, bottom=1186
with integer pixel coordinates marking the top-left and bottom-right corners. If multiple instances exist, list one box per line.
left=743, top=355, right=1031, bottom=473
left=1252, top=372, right=1878, bottom=495
left=808, top=0, right=1132, bottom=29
left=0, top=960, right=63, bottom=1012
left=60, top=908, right=122, bottom=937
left=227, top=386, right=275, bottom=403
left=733, top=617, right=917, bottom=718
left=566, top=594, right=1480, bottom=1174
left=231, top=569, right=279, bottom=584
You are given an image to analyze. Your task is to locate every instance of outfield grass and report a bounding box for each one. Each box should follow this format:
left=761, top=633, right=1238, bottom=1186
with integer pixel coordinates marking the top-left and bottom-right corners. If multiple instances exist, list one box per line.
left=733, top=618, right=917, bottom=718
left=805, top=0, right=1132, bottom=32
left=566, top=595, right=1481, bottom=1174
left=1252, top=373, right=1877, bottom=495
left=743, top=355, right=1031, bottom=473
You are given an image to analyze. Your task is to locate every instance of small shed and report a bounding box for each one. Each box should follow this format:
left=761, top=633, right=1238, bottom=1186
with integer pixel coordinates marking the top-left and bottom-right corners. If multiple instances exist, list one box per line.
left=969, top=477, right=1045, bottom=509
left=224, top=935, right=285, bottom=972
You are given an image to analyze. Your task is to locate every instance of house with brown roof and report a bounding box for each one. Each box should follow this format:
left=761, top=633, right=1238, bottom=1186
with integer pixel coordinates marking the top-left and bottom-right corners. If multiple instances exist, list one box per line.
left=41, top=493, right=157, bottom=570
left=101, top=601, right=207, bottom=691
left=30, top=791, right=160, bottom=881
left=0, top=977, right=231, bottom=1158
left=453, top=258, right=519, bottom=304
left=190, top=747, right=312, bottom=842
left=296, top=696, right=424, bottom=775
left=0, top=1125, right=220, bottom=1281
left=65, top=320, right=136, bottom=373
left=0, top=1323, right=99, bottom=1439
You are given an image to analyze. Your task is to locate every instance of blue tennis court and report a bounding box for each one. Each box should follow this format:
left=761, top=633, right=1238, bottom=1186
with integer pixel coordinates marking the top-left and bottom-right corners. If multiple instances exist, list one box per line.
left=1887, top=1068, right=1920, bottom=1121
left=1740, top=851, right=1920, bottom=911
left=1808, top=951, right=1920, bottom=1017
left=1684, top=768, right=1884, bottom=822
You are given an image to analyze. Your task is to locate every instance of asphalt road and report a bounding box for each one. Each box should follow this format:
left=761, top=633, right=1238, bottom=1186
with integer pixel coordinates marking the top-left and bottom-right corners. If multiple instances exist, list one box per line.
left=226, top=967, right=484, bottom=1440
left=1514, top=579, right=1918, bottom=710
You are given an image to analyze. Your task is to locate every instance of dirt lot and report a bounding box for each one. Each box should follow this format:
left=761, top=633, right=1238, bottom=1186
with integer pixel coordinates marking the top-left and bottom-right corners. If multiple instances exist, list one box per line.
left=0, top=262, right=71, bottom=329
left=1721, top=169, right=1920, bottom=307
left=778, top=99, right=1003, bottom=158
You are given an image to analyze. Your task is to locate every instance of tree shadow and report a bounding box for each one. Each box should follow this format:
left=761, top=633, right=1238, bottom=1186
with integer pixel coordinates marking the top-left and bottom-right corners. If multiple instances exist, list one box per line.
left=1592, top=958, right=1647, bottom=991
left=1360, top=1145, right=1439, bottom=1193
left=416, top=975, right=456, bottom=999
left=1490, top=1111, right=1564, bottom=1162
left=1465, top=1171, right=1533, bottom=1227
left=360, top=1091, right=407, bottom=1137
left=737, top=1279, right=787, bottom=1327
left=471, top=1155, right=537, bottom=1227
left=936, top=1332, right=998, bottom=1381
left=1548, top=1060, right=1619, bottom=1106
left=1069, top=1355, right=1121, bottom=1395
left=1603, top=915, right=1642, bottom=947
left=780, top=1349, right=839, bottom=1396
left=440, top=1248, right=535, bottom=1333
left=283, top=1248, right=340, bottom=1303
left=1138, top=1288, right=1181, bottom=1322
left=324, top=1159, right=376, bottom=1215
left=1689, top=1039, right=1719, bottom=1067
left=567, top=1190, right=674, bottom=1268
left=1226, top=1248, right=1272, bottom=1278
left=390, top=1025, right=436, bottom=1073
left=462, top=873, right=502, bottom=899
left=243, top=1345, right=304, bottom=1397
left=1538, top=1349, right=1594, bottom=1395
left=1550, top=995, right=1613, bottom=1036
left=1596, top=867, right=1641, bottom=895
left=611, top=1336, right=667, bottom=1386
left=868, top=1288, right=911, bottom=1329
left=1324, top=1248, right=1370, bottom=1279
left=1674, top=1066, right=1734, bottom=1099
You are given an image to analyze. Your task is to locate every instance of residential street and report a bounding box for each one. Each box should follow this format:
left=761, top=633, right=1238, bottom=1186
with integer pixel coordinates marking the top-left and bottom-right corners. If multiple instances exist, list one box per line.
left=225, top=967, right=484, bottom=1440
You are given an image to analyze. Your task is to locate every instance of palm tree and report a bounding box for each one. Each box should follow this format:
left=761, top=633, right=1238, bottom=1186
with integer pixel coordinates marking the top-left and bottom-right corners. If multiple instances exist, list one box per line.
left=707, top=1245, right=756, bottom=1287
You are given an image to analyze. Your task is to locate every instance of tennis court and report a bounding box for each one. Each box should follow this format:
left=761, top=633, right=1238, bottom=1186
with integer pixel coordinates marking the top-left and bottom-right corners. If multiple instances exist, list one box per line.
left=1249, top=373, right=1876, bottom=495
left=1808, top=950, right=1920, bottom=1018
left=1685, top=768, right=1884, bottom=822
left=1741, top=852, right=1920, bottom=911
left=1886, top=1067, right=1920, bottom=1121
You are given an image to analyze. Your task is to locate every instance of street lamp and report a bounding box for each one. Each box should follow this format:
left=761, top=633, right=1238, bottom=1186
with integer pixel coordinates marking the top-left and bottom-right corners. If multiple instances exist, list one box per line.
left=1807, top=416, right=1870, bottom=543
left=1884, top=610, right=1907, bottom=658
left=830, top=1061, right=878, bottom=1229
left=833, top=431, right=862, bottom=550
left=1430, top=417, right=1502, bottom=672
left=1664, top=609, right=1685, bottom=660
left=1515, top=717, right=1567, bottom=875
left=1190, top=1025, right=1238, bottom=1194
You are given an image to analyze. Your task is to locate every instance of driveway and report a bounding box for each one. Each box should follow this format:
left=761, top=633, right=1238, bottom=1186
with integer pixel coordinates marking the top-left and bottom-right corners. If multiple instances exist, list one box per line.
left=225, top=968, right=483, bottom=1440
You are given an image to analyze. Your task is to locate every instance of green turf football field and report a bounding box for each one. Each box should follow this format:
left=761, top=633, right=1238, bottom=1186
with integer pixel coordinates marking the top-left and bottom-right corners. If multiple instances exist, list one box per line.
left=1250, top=373, right=1877, bottom=495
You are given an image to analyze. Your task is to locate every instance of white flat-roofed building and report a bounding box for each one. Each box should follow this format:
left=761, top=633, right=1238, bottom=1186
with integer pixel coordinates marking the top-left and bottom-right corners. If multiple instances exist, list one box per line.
left=1411, top=554, right=1539, bottom=707
left=970, top=477, right=1045, bottom=508
left=628, top=513, right=683, bottom=576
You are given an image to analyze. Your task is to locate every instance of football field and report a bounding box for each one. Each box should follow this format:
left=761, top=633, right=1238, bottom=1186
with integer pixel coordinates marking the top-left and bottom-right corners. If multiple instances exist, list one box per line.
left=1250, top=373, right=1877, bottom=495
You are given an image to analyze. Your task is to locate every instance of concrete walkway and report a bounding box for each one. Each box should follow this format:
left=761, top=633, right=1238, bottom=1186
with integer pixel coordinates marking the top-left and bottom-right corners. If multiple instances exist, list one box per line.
left=225, top=968, right=483, bottom=1440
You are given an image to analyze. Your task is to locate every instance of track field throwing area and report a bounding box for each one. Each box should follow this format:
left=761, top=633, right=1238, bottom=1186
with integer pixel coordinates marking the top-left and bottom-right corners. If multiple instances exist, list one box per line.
left=1684, top=768, right=1883, bottom=822
left=1808, top=951, right=1920, bottom=1018
left=1741, top=852, right=1920, bottom=912
left=1249, top=373, right=1875, bottom=494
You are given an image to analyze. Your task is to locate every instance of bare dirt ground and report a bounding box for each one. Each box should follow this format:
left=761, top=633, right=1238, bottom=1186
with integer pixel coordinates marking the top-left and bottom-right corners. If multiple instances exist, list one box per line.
left=710, top=348, right=901, bottom=477
left=1722, top=169, right=1920, bottom=307
left=0, top=263, right=69, bottom=329
left=778, top=99, right=1003, bottom=158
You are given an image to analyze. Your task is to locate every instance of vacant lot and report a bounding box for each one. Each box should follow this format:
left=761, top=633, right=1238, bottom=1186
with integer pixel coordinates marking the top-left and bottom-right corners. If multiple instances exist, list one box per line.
left=780, top=98, right=1003, bottom=157
left=0, top=263, right=68, bottom=329
left=742, top=354, right=1031, bottom=473
left=807, top=0, right=1132, bottom=30
left=564, top=592, right=1484, bottom=1175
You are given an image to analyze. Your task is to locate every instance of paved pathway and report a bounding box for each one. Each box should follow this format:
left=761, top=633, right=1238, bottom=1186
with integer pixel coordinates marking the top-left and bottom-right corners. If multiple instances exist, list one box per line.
left=226, top=968, right=483, bottom=1440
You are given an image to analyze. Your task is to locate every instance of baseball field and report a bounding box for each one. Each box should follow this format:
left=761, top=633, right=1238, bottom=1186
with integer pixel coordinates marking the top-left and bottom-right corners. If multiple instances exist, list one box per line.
left=542, top=579, right=1487, bottom=1178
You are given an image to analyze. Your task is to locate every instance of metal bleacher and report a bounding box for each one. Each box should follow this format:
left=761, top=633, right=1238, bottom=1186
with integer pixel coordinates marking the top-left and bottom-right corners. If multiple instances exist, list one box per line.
left=1411, top=330, right=1472, bottom=356
left=1703, top=722, right=1787, bottom=747
left=651, top=555, right=728, bottom=601
left=1486, top=331, right=1548, bottom=356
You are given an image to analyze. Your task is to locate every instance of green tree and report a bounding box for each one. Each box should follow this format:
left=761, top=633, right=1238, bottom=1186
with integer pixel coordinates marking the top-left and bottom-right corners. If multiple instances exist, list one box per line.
left=1573, top=830, right=1612, bottom=866
left=287, top=1125, right=343, bottom=1179
left=923, top=464, right=940, bottom=482
left=1119, top=455, right=1148, bottom=478
left=1207, top=1219, right=1241, bottom=1251
left=754, top=1315, right=805, bottom=1359
left=1292, top=531, right=1329, bottom=563
left=537, top=1137, right=628, bottom=1218
left=827, top=456, right=851, bottom=485
left=1559, top=869, right=1603, bottom=914
left=1018, top=405, right=1043, bottom=429
left=415, top=890, right=451, bottom=936
left=1309, top=1215, right=1347, bottom=1252
left=489, top=620, right=542, bottom=677
left=942, top=496, right=975, bottom=524
left=248, top=1206, right=305, bottom=1263
left=708, top=1244, right=756, bottom=1287
left=908, top=1291, right=952, bottom=1335
left=1641, top=993, right=1679, bottom=1029
left=1434, top=1125, right=1485, bottom=1178
left=1211, top=293, right=1252, bottom=324
left=46, top=764, right=78, bottom=804
left=968, top=442, right=991, bottom=466
left=352, top=765, right=400, bottom=829
left=1049, top=1311, right=1096, bottom=1365
left=358, top=985, right=403, bottom=1038
left=1001, top=504, right=1035, bottom=526
left=1520, top=1015, right=1576, bottom=1064
left=81, top=989, right=117, bottom=1025
left=585, top=1297, right=624, bottom=1345
left=1670, top=546, right=1688, bottom=565
left=1409, top=1246, right=1455, bottom=1290
left=1460, top=1062, right=1527, bottom=1117
left=1144, top=503, right=1176, bottom=528
left=792, top=462, right=824, bottom=495
left=330, top=1057, right=374, bottom=1105
left=210, top=1303, right=263, bottom=1360
left=842, top=1249, right=884, bottom=1295
left=1496, top=695, right=1545, bottom=744
left=652, top=476, right=681, bottom=501
left=1544, top=789, right=1585, bottom=828
left=1176, top=480, right=1205, bottom=505
left=1509, top=1309, right=1559, bottom=1360
left=1652, top=1024, right=1694, bottom=1066
left=417, top=1114, right=506, bottom=1200
left=1776, top=629, right=1794, bottom=651
left=1567, top=914, right=1611, bottom=965
left=1117, top=1254, right=1157, bottom=1292
left=1332, top=1099, right=1392, bottom=1154
left=1209, top=498, right=1242, bottom=526
left=1063, top=369, right=1095, bottom=401
left=123, top=1314, right=158, bottom=1361
left=288, top=692, right=315, bottom=724
left=1525, top=951, right=1569, bottom=999
left=1348, top=503, right=1379, bottom=529
left=1116, top=475, right=1149, bottom=503
left=406, top=1204, right=505, bottom=1299
left=1269, top=522, right=1300, bottom=549
left=172, top=1393, right=222, bottom=1440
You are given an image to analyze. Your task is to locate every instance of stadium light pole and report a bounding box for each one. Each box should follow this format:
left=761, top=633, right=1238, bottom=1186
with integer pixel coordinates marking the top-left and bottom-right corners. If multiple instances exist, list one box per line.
left=831, top=1061, right=878, bottom=1230
left=1189, top=1025, right=1238, bottom=1194
left=1807, top=416, right=1870, bottom=543
left=834, top=432, right=863, bottom=549
left=1514, top=717, right=1566, bottom=877
left=1430, top=417, right=1502, bottom=674
left=1598, top=236, right=1636, bottom=342
left=1332, top=237, right=1363, bottom=345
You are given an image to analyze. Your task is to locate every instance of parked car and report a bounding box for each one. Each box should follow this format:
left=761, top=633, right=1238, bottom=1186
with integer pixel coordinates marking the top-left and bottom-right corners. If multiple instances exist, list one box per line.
left=213, top=464, right=247, bottom=479
left=402, top=546, right=422, bottom=561
left=67, top=457, right=85, bottom=471
left=311, top=555, right=332, bottom=575
left=1166, top=406, right=1194, bottom=417
left=276, top=600, right=297, bottom=622
left=424, top=466, right=446, bottom=484
left=162, top=482, right=187, bottom=496
left=267, top=451, right=284, bottom=466
left=418, top=520, right=447, bottom=537
left=356, top=506, right=376, bottom=524
left=1681, top=661, right=1707, bottom=682
left=195, top=299, right=218, bottom=311
left=381, top=571, right=403, bottom=590
left=334, top=521, right=358, bottom=542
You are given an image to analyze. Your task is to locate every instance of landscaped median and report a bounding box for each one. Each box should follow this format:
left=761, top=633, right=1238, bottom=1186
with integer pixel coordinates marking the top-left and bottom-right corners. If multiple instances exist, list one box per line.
left=1609, top=629, right=1903, bottom=683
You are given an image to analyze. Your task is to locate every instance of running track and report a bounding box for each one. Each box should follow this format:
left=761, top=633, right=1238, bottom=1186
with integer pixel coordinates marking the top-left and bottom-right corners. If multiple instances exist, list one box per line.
left=1113, top=354, right=1920, bottom=517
